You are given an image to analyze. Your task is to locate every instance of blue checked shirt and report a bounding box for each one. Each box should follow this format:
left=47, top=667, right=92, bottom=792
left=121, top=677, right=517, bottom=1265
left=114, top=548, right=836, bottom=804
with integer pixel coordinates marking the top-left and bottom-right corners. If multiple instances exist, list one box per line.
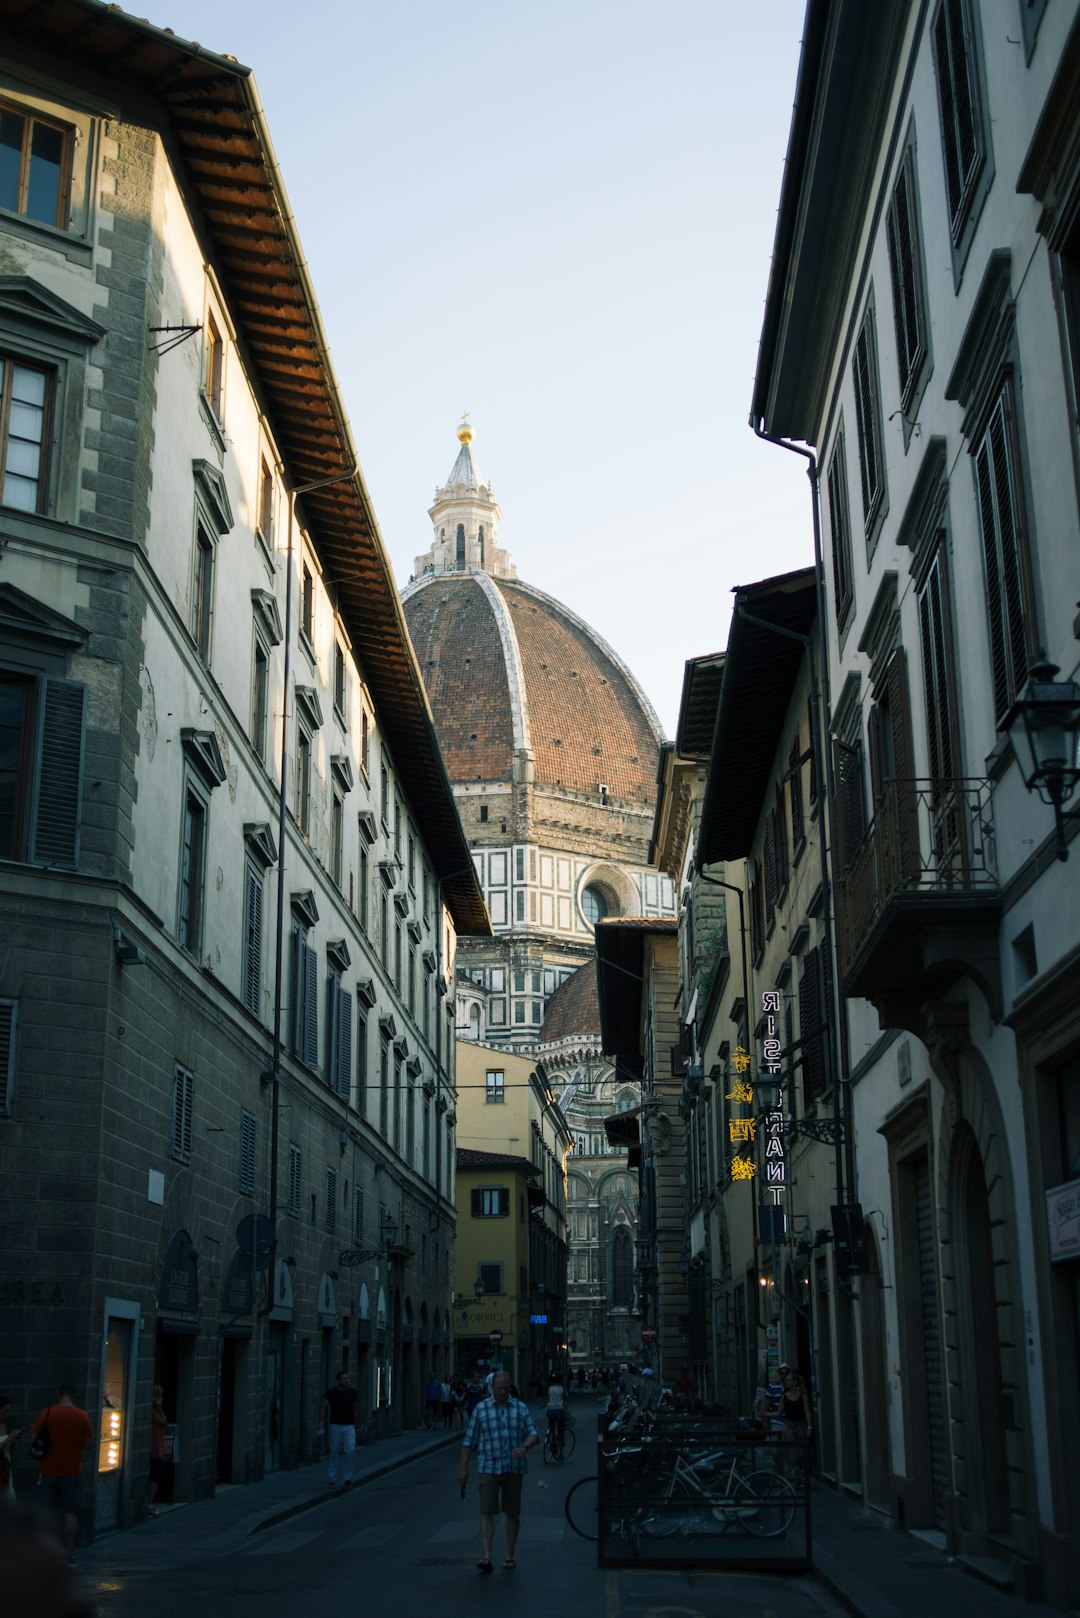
left=462, top=1395, right=539, bottom=1475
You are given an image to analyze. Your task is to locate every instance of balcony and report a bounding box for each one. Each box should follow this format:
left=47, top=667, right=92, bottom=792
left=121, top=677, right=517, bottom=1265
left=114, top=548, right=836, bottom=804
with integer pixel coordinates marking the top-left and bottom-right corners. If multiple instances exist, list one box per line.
left=837, top=778, right=1001, bottom=1035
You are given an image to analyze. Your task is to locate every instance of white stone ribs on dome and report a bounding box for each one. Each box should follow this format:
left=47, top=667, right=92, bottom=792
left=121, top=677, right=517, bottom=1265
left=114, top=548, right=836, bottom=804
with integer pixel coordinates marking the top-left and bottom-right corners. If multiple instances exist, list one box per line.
left=471, top=569, right=532, bottom=760
left=502, top=578, right=668, bottom=750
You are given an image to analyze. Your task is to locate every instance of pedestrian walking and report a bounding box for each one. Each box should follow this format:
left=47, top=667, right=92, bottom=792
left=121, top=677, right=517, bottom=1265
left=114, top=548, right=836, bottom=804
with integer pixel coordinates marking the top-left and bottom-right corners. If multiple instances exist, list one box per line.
left=457, top=1369, right=539, bottom=1573
left=146, top=1386, right=168, bottom=1516
left=780, top=1367, right=812, bottom=1479
left=465, top=1374, right=485, bottom=1416
left=29, top=1383, right=92, bottom=1564
left=424, top=1374, right=442, bottom=1430
left=317, top=1371, right=359, bottom=1489
left=0, top=1396, right=23, bottom=1502
left=440, top=1377, right=453, bottom=1428
left=450, top=1378, right=467, bottom=1428
left=544, top=1373, right=567, bottom=1458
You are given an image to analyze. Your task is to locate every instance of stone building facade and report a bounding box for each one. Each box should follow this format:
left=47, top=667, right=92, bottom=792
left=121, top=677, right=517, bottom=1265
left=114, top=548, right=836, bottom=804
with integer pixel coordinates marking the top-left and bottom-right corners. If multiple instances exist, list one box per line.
left=0, top=3, right=486, bottom=1534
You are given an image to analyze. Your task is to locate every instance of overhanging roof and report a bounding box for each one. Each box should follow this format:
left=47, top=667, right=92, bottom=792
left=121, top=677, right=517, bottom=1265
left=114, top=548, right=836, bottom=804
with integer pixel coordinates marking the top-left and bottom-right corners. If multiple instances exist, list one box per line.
left=675, top=654, right=725, bottom=758
left=750, top=0, right=912, bottom=441
left=0, top=0, right=488, bottom=936
left=594, top=917, right=678, bottom=1059
left=697, top=569, right=817, bottom=866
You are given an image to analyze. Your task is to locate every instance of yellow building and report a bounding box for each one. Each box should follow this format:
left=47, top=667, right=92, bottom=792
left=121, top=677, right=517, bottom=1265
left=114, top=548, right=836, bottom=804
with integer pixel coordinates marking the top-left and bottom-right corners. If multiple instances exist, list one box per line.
left=454, top=1044, right=571, bottom=1390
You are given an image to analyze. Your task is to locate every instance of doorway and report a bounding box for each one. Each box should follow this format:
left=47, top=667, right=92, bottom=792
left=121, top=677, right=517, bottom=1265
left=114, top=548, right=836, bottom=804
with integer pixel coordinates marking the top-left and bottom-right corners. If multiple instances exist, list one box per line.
left=859, top=1227, right=891, bottom=1508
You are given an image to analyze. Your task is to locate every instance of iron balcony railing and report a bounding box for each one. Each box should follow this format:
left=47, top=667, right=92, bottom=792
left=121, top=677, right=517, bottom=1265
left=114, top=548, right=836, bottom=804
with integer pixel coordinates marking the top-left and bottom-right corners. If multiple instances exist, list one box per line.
left=837, top=777, right=998, bottom=974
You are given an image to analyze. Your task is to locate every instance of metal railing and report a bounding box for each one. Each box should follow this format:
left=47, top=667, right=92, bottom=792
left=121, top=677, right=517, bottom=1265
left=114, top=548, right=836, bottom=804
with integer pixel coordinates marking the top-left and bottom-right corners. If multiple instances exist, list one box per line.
left=837, top=777, right=997, bottom=974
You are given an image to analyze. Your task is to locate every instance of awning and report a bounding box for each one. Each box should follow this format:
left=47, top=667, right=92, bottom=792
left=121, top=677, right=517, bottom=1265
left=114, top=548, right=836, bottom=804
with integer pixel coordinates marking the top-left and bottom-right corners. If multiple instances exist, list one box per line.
left=603, top=1105, right=643, bottom=1148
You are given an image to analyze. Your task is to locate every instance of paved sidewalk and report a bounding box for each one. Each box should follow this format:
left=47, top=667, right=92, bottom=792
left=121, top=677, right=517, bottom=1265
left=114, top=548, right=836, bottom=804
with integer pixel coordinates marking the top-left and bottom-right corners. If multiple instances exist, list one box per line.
left=75, top=1424, right=463, bottom=1574
left=810, top=1483, right=1065, bottom=1618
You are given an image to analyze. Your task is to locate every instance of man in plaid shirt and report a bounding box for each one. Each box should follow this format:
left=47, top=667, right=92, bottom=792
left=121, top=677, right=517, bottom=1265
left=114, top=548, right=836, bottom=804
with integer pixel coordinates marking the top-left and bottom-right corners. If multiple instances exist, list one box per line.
left=457, top=1369, right=539, bottom=1572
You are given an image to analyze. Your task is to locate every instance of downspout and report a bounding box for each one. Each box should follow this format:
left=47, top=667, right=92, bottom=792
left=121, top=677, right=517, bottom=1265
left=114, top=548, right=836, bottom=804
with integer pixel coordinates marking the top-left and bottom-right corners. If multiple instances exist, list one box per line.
left=747, top=419, right=855, bottom=1205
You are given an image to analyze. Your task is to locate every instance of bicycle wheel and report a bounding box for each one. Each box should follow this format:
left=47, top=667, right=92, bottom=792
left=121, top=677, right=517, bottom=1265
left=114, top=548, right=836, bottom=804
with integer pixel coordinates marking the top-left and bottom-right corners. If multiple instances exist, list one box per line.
left=739, top=1469, right=797, bottom=1537
left=559, top=1425, right=576, bottom=1460
left=543, top=1428, right=556, bottom=1464
left=564, top=1475, right=598, bottom=1541
left=636, top=1475, right=698, bottom=1538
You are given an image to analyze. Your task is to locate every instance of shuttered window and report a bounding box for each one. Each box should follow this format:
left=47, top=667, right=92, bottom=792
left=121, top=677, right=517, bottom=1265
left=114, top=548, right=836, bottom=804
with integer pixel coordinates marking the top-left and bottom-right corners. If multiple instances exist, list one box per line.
left=774, top=786, right=789, bottom=894
left=853, top=303, right=886, bottom=536
left=973, top=386, right=1033, bottom=723
left=242, top=861, right=263, bottom=1016
left=798, top=949, right=825, bottom=1106
left=886, top=146, right=927, bottom=409
left=354, top=1185, right=364, bottom=1242
left=379, top=1038, right=390, bottom=1138
left=239, top=1108, right=257, bottom=1195
left=868, top=648, right=919, bottom=882
left=325, top=1167, right=337, bottom=1233
left=763, top=813, right=777, bottom=926
left=932, top=0, right=983, bottom=238
left=471, top=1187, right=510, bottom=1218
left=0, top=999, right=16, bottom=1114
left=0, top=672, right=86, bottom=867
left=291, top=927, right=319, bottom=1069
left=918, top=546, right=956, bottom=785
left=357, top=1008, right=368, bottom=1118
left=789, top=738, right=805, bottom=855
left=287, top=1143, right=301, bottom=1218
left=826, top=436, right=854, bottom=628
left=834, top=738, right=867, bottom=873
left=325, top=977, right=354, bottom=1106
left=172, top=1065, right=194, bottom=1162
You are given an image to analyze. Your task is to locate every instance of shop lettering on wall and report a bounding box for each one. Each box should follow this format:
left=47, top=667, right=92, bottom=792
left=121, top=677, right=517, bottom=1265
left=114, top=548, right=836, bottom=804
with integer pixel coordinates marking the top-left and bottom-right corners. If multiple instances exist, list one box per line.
left=760, top=988, right=787, bottom=1203
left=0, top=1279, right=66, bottom=1305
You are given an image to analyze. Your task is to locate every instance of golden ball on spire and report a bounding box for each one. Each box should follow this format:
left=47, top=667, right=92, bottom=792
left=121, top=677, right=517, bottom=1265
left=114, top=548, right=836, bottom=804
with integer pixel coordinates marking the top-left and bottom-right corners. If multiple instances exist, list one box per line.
left=457, top=412, right=474, bottom=445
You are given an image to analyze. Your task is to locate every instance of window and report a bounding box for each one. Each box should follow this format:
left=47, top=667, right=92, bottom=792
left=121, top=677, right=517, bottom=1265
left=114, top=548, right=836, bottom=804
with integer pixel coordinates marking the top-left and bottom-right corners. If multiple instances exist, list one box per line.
left=868, top=647, right=919, bottom=880
left=251, top=639, right=269, bottom=762
left=0, top=998, right=16, bottom=1115
left=852, top=296, right=887, bottom=545
left=833, top=737, right=867, bottom=874
left=357, top=1007, right=368, bottom=1117
left=826, top=432, right=854, bottom=630
left=380, top=755, right=390, bottom=828
left=333, top=642, right=346, bottom=723
left=178, top=786, right=207, bottom=956
left=192, top=523, right=214, bottom=664
left=172, top=1066, right=194, bottom=1162
left=479, top=804, right=488, bottom=823
left=798, top=949, right=826, bottom=1106
left=242, top=859, right=264, bottom=1017
left=291, top=923, right=318, bottom=1069
left=0, top=355, right=48, bottom=513
left=788, top=737, right=805, bottom=856
left=325, top=1167, right=337, bottom=1233
left=478, top=1262, right=503, bottom=1294
left=973, top=384, right=1035, bottom=723
left=0, top=668, right=85, bottom=866
left=379, top=1037, right=390, bottom=1138
left=918, top=542, right=963, bottom=862
left=405, top=1078, right=415, bottom=1163
left=358, top=844, right=369, bottom=932
left=354, top=1185, right=365, bottom=1243
left=331, top=789, right=344, bottom=887
left=301, top=562, right=314, bottom=647
left=931, top=0, right=993, bottom=282
left=239, top=1109, right=257, bottom=1195
left=295, top=720, right=311, bottom=834
left=886, top=137, right=931, bottom=426
left=287, top=1143, right=301, bottom=1218
left=394, top=794, right=402, bottom=860
left=204, top=310, right=223, bottom=420
left=472, top=1187, right=510, bottom=1217
left=807, top=697, right=818, bottom=807
left=486, top=1069, right=505, bottom=1104
left=360, top=709, right=370, bottom=779
left=582, top=884, right=609, bottom=925
left=0, top=102, right=70, bottom=228
left=257, top=457, right=274, bottom=545
left=326, top=974, right=352, bottom=1102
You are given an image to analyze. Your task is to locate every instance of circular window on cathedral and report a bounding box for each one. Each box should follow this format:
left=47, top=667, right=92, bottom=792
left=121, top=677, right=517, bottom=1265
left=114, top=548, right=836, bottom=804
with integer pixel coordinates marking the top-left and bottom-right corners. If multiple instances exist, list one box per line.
left=581, top=884, right=610, bottom=926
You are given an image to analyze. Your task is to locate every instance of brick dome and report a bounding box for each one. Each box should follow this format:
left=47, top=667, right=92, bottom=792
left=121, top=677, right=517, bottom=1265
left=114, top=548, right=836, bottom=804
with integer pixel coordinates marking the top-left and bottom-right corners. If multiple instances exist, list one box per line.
left=402, top=571, right=663, bottom=804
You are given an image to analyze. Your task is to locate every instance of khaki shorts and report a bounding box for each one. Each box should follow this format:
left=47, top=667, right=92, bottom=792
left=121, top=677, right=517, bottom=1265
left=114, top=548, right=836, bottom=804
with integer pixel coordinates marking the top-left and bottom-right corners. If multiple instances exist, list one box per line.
left=477, top=1472, right=524, bottom=1516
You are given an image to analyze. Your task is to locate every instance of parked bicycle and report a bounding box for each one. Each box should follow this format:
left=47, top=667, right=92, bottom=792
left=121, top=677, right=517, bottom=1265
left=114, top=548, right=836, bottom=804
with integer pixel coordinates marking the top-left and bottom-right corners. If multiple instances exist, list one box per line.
left=636, top=1445, right=795, bottom=1539
left=543, top=1408, right=576, bottom=1462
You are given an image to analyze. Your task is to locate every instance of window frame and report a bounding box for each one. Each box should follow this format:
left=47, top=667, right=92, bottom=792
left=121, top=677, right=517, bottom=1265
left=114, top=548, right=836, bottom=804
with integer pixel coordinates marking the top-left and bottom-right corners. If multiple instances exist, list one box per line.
left=478, top=1261, right=504, bottom=1295
left=239, top=1108, right=257, bottom=1196
left=203, top=307, right=224, bottom=424
left=172, top=1065, right=194, bottom=1163
left=826, top=427, right=855, bottom=634
left=930, top=0, right=994, bottom=289
left=0, top=86, right=96, bottom=251
left=885, top=126, right=933, bottom=442
left=287, top=1142, right=302, bottom=1218
left=0, top=655, right=86, bottom=869
left=485, top=1068, right=506, bottom=1104
left=0, top=997, right=18, bottom=1116
left=177, top=774, right=209, bottom=959
left=852, top=290, right=889, bottom=556
left=972, top=380, right=1038, bottom=726
left=241, top=855, right=264, bottom=1018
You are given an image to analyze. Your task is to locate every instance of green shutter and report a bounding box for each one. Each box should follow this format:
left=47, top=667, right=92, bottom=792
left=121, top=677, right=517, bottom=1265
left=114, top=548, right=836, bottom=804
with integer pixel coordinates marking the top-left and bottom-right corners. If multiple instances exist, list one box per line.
left=32, top=678, right=86, bottom=866
left=0, top=999, right=16, bottom=1113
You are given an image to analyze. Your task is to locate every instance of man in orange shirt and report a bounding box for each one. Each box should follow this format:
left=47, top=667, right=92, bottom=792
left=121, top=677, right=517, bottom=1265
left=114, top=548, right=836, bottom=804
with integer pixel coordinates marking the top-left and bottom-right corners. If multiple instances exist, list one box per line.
left=31, top=1384, right=93, bottom=1564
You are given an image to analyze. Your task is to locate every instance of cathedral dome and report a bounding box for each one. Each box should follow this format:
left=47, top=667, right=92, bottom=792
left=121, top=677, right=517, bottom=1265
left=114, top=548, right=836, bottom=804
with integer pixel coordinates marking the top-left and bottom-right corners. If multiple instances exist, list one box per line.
left=402, top=571, right=663, bottom=804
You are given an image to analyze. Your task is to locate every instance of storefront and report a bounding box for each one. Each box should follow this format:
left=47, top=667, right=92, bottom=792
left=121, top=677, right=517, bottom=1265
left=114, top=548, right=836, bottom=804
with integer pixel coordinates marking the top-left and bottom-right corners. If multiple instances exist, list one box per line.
left=95, top=1298, right=140, bottom=1532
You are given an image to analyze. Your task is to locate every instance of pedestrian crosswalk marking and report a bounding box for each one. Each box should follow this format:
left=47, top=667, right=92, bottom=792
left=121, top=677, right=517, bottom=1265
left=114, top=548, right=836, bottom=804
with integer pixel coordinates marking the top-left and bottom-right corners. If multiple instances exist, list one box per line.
left=247, top=1529, right=323, bottom=1556
left=341, top=1525, right=404, bottom=1548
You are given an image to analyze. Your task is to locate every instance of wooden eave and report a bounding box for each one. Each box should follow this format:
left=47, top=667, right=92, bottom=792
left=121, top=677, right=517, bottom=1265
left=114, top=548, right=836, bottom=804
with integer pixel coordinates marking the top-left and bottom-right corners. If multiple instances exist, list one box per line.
left=0, top=0, right=489, bottom=937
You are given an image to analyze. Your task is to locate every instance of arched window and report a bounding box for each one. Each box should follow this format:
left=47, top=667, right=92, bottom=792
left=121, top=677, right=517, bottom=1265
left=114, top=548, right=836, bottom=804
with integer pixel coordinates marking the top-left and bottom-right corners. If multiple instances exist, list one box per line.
left=456, top=524, right=466, bottom=566
left=611, top=1228, right=633, bottom=1309
left=478, top=524, right=485, bottom=566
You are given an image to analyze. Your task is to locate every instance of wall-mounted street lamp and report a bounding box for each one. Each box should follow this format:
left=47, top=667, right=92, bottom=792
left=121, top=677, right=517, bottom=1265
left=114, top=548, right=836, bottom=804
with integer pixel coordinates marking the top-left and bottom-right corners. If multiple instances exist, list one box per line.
left=338, top=1214, right=400, bottom=1268
left=753, top=1074, right=845, bottom=1145
left=1007, top=654, right=1080, bottom=861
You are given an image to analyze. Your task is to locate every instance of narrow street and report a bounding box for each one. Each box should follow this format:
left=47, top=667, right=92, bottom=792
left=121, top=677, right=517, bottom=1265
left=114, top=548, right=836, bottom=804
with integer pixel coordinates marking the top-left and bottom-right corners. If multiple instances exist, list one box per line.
left=81, top=1435, right=844, bottom=1618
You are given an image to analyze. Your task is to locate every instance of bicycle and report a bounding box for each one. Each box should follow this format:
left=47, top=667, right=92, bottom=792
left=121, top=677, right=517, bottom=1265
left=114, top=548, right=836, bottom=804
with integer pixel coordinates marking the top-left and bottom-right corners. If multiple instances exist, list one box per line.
left=543, top=1413, right=576, bottom=1463
left=636, top=1446, right=796, bottom=1539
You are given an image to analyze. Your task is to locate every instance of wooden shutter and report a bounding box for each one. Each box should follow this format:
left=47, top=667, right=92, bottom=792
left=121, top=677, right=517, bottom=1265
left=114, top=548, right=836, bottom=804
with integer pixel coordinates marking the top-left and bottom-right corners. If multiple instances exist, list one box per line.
left=886, top=153, right=922, bottom=398
left=933, top=0, right=979, bottom=231
left=833, top=739, right=867, bottom=871
left=0, top=1000, right=15, bottom=1113
left=827, top=446, right=853, bottom=624
left=337, top=986, right=352, bottom=1100
left=303, top=941, right=319, bottom=1069
left=868, top=648, right=918, bottom=881
left=853, top=316, right=882, bottom=528
left=288, top=1145, right=301, bottom=1216
left=789, top=739, right=805, bottom=852
left=32, top=678, right=86, bottom=866
left=173, top=1067, right=193, bottom=1160
left=290, top=927, right=302, bottom=1054
left=974, top=390, right=1030, bottom=722
left=239, top=1110, right=256, bottom=1194
left=243, top=865, right=262, bottom=1015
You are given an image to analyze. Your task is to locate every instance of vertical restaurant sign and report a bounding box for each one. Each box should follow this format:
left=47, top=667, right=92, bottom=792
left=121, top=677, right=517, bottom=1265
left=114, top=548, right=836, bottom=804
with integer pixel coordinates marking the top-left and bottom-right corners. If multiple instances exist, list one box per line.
left=761, top=989, right=786, bottom=1203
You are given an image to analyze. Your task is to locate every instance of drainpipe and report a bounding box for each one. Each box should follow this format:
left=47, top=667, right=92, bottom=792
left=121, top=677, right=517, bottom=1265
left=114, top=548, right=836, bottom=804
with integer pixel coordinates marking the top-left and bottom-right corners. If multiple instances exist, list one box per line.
left=747, top=419, right=855, bottom=1205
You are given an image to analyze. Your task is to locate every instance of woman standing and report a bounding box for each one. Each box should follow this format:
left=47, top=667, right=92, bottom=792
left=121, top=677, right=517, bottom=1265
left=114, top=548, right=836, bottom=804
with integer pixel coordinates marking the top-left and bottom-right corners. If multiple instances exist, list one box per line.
left=780, top=1368, right=812, bottom=1480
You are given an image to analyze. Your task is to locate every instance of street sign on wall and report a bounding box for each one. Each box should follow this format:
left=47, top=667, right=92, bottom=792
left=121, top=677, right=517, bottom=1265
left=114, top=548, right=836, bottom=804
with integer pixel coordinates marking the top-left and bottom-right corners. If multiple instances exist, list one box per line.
left=641, top=1327, right=657, bottom=1341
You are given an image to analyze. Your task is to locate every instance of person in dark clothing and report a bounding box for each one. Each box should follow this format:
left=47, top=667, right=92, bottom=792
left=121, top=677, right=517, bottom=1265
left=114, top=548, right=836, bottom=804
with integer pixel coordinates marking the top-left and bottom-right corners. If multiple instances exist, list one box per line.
left=317, top=1371, right=360, bottom=1488
left=780, top=1368, right=812, bottom=1480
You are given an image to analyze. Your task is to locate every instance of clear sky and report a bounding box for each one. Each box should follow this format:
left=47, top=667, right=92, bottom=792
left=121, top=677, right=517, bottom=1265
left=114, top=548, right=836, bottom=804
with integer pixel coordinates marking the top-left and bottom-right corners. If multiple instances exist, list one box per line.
left=149, top=0, right=811, bottom=735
